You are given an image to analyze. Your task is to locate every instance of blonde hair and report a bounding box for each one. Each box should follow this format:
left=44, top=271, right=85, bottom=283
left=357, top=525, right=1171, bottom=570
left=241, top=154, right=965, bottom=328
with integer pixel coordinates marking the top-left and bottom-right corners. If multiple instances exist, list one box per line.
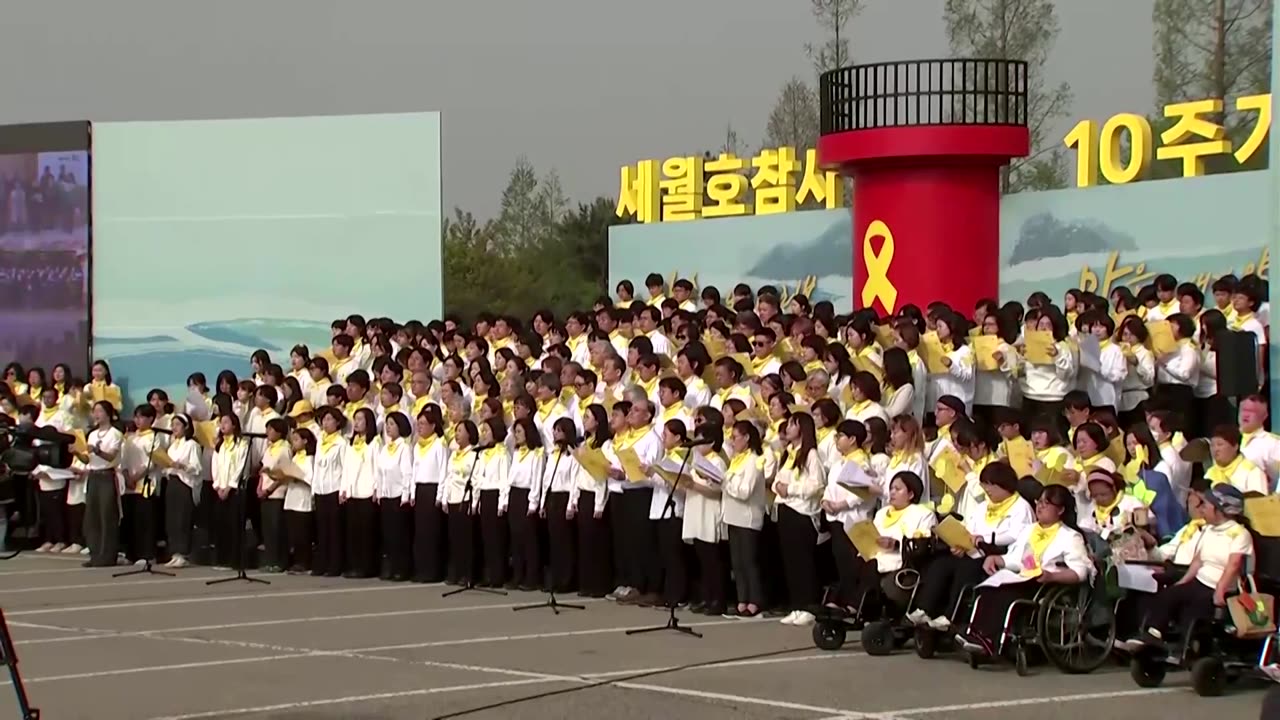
left=891, top=414, right=924, bottom=453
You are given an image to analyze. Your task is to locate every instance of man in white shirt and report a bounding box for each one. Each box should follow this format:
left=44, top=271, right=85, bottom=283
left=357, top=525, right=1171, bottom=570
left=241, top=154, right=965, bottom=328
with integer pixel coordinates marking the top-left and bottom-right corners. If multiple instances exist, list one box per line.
left=636, top=306, right=672, bottom=357
left=1239, top=395, right=1280, bottom=487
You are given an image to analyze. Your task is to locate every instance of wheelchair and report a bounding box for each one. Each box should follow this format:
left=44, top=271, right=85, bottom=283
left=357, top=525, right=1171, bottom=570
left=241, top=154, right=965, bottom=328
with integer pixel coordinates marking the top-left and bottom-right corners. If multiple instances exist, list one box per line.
left=959, top=578, right=1118, bottom=677
left=811, top=538, right=932, bottom=655
left=1129, top=534, right=1280, bottom=696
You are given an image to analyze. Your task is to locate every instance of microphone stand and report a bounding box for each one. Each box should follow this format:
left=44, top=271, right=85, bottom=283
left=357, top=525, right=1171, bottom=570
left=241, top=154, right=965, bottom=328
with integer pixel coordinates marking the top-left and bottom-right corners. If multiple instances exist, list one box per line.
left=514, top=447, right=583, bottom=614
left=208, top=436, right=269, bottom=586
left=627, top=444, right=700, bottom=638
left=115, top=430, right=173, bottom=578
left=443, top=445, right=506, bottom=598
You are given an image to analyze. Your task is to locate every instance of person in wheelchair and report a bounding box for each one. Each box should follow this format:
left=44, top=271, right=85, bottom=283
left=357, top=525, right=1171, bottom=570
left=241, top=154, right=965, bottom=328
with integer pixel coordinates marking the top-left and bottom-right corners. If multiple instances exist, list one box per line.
left=844, top=471, right=936, bottom=621
left=957, top=484, right=1093, bottom=657
left=1079, top=469, right=1154, bottom=553
left=1136, top=484, right=1252, bottom=651
left=909, top=462, right=1033, bottom=632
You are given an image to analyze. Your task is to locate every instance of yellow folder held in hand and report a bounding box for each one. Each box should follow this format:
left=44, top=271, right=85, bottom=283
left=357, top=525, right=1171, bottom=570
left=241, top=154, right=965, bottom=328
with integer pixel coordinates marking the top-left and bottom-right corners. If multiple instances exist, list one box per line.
left=576, top=447, right=611, bottom=482
left=71, top=429, right=89, bottom=457
left=1146, top=321, right=1178, bottom=356
left=921, top=332, right=950, bottom=374
left=932, top=447, right=968, bottom=493
left=194, top=420, right=219, bottom=450
left=972, top=335, right=1001, bottom=372
left=149, top=448, right=175, bottom=469
left=847, top=520, right=882, bottom=560
left=936, top=515, right=976, bottom=552
left=1024, top=330, right=1056, bottom=364
left=1003, top=436, right=1035, bottom=478
left=616, top=447, right=647, bottom=483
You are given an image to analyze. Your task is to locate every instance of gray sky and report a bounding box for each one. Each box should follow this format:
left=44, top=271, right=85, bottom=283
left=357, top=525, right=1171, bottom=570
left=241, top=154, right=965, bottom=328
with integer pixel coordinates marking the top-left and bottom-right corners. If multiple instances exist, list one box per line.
left=0, top=0, right=1154, bottom=218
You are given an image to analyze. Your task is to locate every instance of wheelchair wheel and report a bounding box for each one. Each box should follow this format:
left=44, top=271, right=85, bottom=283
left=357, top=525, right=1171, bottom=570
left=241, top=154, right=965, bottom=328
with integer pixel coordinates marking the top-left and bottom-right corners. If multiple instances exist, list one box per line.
left=861, top=620, right=895, bottom=656
left=1014, top=646, right=1030, bottom=677
left=1037, top=584, right=1115, bottom=675
left=1129, top=655, right=1167, bottom=688
left=1191, top=657, right=1227, bottom=697
left=914, top=627, right=937, bottom=659
left=812, top=621, right=847, bottom=651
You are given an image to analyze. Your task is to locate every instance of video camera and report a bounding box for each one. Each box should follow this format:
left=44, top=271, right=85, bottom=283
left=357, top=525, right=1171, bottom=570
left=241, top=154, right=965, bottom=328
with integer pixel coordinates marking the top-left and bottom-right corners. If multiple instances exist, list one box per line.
left=0, top=422, right=74, bottom=475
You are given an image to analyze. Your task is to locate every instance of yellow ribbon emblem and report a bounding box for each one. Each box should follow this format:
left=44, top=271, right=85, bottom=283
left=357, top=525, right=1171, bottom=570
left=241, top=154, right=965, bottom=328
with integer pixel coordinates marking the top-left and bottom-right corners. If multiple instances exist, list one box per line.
left=861, top=219, right=897, bottom=313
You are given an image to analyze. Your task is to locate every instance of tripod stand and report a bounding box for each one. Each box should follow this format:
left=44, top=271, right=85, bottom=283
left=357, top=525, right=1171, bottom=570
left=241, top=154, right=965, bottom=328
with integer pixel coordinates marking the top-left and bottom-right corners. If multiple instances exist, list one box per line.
left=0, top=608, right=38, bottom=719
left=514, top=448, right=583, bottom=614
left=627, top=447, right=700, bottom=638
left=208, top=437, right=269, bottom=586
left=115, top=431, right=173, bottom=578
left=443, top=446, right=505, bottom=598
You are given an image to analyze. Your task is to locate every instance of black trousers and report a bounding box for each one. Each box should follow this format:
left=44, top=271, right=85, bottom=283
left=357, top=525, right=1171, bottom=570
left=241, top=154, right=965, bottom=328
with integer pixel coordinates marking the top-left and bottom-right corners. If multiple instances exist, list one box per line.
left=777, top=506, right=819, bottom=610
left=37, top=487, right=66, bottom=545
left=727, top=525, right=764, bottom=607
left=314, top=492, right=343, bottom=576
left=67, top=502, right=86, bottom=546
left=1145, top=580, right=1216, bottom=637
left=1022, top=398, right=1065, bottom=435
left=119, top=493, right=139, bottom=559
left=477, top=489, right=507, bottom=585
left=131, top=495, right=158, bottom=561
left=379, top=498, right=410, bottom=579
left=165, top=477, right=195, bottom=557
left=608, top=492, right=628, bottom=588
left=194, top=481, right=215, bottom=560
left=84, top=472, right=119, bottom=567
left=656, top=516, right=686, bottom=605
left=917, top=553, right=987, bottom=620
left=1156, top=384, right=1195, bottom=437
left=413, top=484, right=446, bottom=582
left=623, top=489, right=660, bottom=593
left=694, top=539, right=727, bottom=609
left=970, top=581, right=1039, bottom=642
left=212, top=488, right=241, bottom=568
left=508, top=487, right=541, bottom=588
left=345, top=497, right=378, bottom=578
left=827, top=519, right=863, bottom=607
left=447, top=503, right=476, bottom=583
left=544, top=491, right=574, bottom=591
left=760, top=516, right=786, bottom=608
left=576, top=492, right=610, bottom=596
left=285, top=509, right=312, bottom=571
left=260, top=498, right=288, bottom=569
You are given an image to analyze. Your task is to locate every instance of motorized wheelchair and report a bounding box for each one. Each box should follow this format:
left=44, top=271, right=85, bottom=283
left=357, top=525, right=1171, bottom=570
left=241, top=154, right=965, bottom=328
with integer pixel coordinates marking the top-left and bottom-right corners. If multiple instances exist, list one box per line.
left=811, top=537, right=933, bottom=655
left=1129, top=532, right=1280, bottom=696
left=957, top=572, right=1118, bottom=676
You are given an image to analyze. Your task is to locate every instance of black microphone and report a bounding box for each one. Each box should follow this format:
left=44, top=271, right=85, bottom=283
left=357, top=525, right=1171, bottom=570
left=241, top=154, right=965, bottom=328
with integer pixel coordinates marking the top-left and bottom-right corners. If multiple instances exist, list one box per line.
left=679, top=437, right=715, bottom=449
left=243, top=431, right=269, bottom=439
left=471, top=443, right=494, bottom=454
left=151, top=427, right=174, bottom=435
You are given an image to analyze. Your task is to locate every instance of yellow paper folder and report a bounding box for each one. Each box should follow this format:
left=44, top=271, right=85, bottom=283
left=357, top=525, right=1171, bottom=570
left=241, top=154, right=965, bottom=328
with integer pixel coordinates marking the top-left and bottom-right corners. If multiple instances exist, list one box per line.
left=846, top=520, right=882, bottom=560
left=1024, top=330, right=1055, bottom=364
left=936, top=516, right=975, bottom=552
left=1146, top=321, right=1178, bottom=356
left=972, top=335, right=1001, bottom=371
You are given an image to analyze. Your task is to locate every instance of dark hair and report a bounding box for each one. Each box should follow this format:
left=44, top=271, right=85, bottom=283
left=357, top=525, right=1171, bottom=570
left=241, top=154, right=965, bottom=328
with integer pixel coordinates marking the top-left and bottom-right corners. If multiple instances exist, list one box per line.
left=732, top=420, right=763, bottom=455
left=416, top=403, right=445, bottom=437
left=1074, top=422, right=1109, bottom=456
left=265, top=417, right=290, bottom=440
left=1038, top=484, right=1079, bottom=530
left=552, top=416, right=579, bottom=448
left=584, top=404, right=611, bottom=447
left=979, top=462, right=1020, bottom=493
left=386, top=411, right=412, bottom=440
left=482, top=416, right=507, bottom=445
left=294, top=427, right=318, bottom=455
left=849, top=371, right=881, bottom=403
left=882, top=347, right=912, bottom=391
left=352, top=408, right=378, bottom=442
left=787, top=412, right=819, bottom=470
left=456, top=419, right=479, bottom=447
left=513, top=417, right=543, bottom=449
left=892, top=471, right=925, bottom=503
left=91, top=360, right=113, bottom=385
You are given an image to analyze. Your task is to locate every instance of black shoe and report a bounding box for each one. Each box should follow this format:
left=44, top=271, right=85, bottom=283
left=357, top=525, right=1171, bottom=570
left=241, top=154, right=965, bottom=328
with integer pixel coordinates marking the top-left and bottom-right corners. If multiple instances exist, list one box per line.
left=342, top=571, right=362, bottom=579
left=688, top=602, right=707, bottom=614
left=504, top=580, right=520, bottom=590
left=763, top=607, right=789, bottom=618
left=325, top=571, right=342, bottom=578
left=636, top=592, right=663, bottom=607
left=310, top=569, right=325, bottom=577
left=519, top=584, right=539, bottom=592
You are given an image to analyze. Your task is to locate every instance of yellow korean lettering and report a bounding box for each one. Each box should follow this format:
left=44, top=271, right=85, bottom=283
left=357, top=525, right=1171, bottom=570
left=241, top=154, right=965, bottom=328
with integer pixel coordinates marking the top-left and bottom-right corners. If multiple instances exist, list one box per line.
left=659, top=156, right=705, bottom=222
left=616, top=160, right=661, bottom=223
left=1156, top=99, right=1231, bottom=177
left=750, top=147, right=799, bottom=215
left=703, top=154, right=750, bottom=218
left=1099, top=114, right=1153, bottom=185
left=1234, top=94, right=1271, bottom=166
left=1063, top=119, right=1099, bottom=188
left=796, top=149, right=842, bottom=209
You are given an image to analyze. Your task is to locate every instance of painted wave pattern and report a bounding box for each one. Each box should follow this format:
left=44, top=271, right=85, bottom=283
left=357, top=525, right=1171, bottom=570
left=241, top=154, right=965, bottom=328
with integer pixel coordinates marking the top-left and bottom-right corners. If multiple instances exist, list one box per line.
left=97, top=318, right=332, bottom=410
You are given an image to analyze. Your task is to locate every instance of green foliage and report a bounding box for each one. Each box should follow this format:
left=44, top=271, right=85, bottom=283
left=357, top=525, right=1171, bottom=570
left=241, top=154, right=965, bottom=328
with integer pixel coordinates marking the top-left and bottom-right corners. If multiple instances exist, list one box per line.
left=442, top=159, right=629, bottom=323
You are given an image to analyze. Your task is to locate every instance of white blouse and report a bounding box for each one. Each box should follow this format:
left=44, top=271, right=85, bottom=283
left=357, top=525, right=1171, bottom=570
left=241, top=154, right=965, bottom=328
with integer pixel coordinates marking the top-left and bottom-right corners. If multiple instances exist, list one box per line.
left=342, top=437, right=378, bottom=499
left=963, top=496, right=1035, bottom=558
left=212, top=438, right=249, bottom=491
left=683, top=450, right=725, bottom=544
left=259, top=439, right=292, bottom=500
left=410, top=436, right=450, bottom=495
left=284, top=453, right=314, bottom=512
left=566, top=448, right=608, bottom=515
left=721, top=451, right=767, bottom=531
left=509, top=447, right=547, bottom=513
left=874, top=503, right=937, bottom=573
left=311, top=434, right=347, bottom=495
left=474, top=446, right=512, bottom=511
left=772, top=449, right=826, bottom=517
left=374, top=438, right=413, bottom=503
left=166, top=437, right=203, bottom=490
left=443, top=448, right=480, bottom=505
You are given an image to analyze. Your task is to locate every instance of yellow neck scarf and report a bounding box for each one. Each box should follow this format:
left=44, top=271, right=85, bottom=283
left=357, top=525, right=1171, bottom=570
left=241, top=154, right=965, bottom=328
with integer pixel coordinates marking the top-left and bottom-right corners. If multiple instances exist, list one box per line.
left=661, top=402, right=684, bottom=423
left=352, top=436, right=369, bottom=453
left=1177, top=518, right=1206, bottom=545
left=268, top=438, right=287, bottom=457
left=1093, top=495, right=1123, bottom=525
left=536, top=397, right=559, bottom=422
left=985, top=493, right=1020, bottom=524
left=1206, top=454, right=1246, bottom=486
left=320, top=431, right=341, bottom=454
left=415, top=435, right=439, bottom=455
left=1021, top=522, right=1062, bottom=578
left=292, top=450, right=309, bottom=464
left=816, top=426, right=835, bottom=445
left=881, top=505, right=910, bottom=530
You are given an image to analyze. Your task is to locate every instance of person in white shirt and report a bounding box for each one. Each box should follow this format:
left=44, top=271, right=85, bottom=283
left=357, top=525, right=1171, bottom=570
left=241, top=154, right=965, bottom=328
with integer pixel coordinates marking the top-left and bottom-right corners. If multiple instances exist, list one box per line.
left=845, top=372, right=890, bottom=427
left=972, top=312, right=1019, bottom=424
left=1154, top=314, right=1200, bottom=431
left=508, top=417, right=547, bottom=592
left=1230, top=282, right=1268, bottom=392
left=1238, top=395, right=1280, bottom=486
left=210, top=412, right=249, bottom=570
left=307, top=357, right=334, bottom=409
left=410, top=405, right=451, bottom=582
left=927, top=309, right=976, bottom=412
left=1079, top=311, right=1126, bottom=415
left=773, top=413, right=826, bottom=627
left=474, top=417, right=512, bottom=587
left=675, top=349, right=712, bottom=410
left=1019, top=307, right=1077, bottom=420
left=163, top=414, right=203, bottom=568
left=312, top=407, right=348, bottom=577
left=1205, top=425, right=1270, bottom=495
left=342, top=408, right=380, bottom=578
left=609, top=401, right=665, bottom=606
left=722, top=420, right=769, bottom=618
left=375, top=411, right=414, bottom=581
left=567, top=413, right=611, bottom=597
left=255, top=417, right=293, bottom=572
left=74, top=401, right=124, bottom=567
left=119, top=405, right=167, bottom=566
left=685, top=408, right=730, bottom=615
left=1139, top=484, right=1252, bottom=648
left=1117, top=316, right=1157, bottom=428
left=30, top=393, right=73, bottom=553
left=822, top=420, right=879, bottom=613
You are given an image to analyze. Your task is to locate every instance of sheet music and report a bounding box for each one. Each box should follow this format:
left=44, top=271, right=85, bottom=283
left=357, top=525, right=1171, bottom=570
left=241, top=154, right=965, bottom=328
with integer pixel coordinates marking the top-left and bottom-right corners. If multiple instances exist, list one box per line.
left=690, top=453, right=724, bottom=484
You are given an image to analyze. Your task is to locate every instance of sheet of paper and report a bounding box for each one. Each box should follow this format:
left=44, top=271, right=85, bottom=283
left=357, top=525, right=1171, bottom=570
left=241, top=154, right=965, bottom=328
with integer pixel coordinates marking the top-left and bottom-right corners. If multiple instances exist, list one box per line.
left=691, top=453, right=725, bottom=484
left=1024, top=330, right=1056, bottom=364
left=1078, top=334, right=1102, bottom=373
left=846, top=520, right=882, bottom=560
left=932, top=447, right=968, bottom=493
left=148, top=448, right=175, bottom=469
left=1146, top=321, right=1177, bottom=356
left=1003, top=437, right=1036, bottom=478
left=655, top=456, right=687, bottom=485
left=936, top=515, right=975, bottom=551
left=576, top=447, right=611, bottom=482
left=836, top=460, right=876, bottom=490
left=1116, top=563, right=1160, bottom=593
left=979, top=568, right=1030, bottom=588
left=921, top=332, right=950, bottom=374
left=616, top=447, right=647, bottom=483
left=972, top=335, right=1000, bottom=372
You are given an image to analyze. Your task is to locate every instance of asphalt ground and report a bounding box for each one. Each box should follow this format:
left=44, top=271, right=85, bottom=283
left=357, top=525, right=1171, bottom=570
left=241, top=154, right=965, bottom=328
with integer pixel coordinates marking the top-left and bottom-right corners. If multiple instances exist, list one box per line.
left=0, top=552, right=1267, bottom=720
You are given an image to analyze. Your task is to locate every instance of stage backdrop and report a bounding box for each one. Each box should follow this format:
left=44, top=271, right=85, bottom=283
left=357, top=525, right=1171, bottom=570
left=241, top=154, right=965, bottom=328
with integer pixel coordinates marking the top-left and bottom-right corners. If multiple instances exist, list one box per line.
left=609, top=170, right=1269, bottom=313
left=92, top=113, right=442, bottom=409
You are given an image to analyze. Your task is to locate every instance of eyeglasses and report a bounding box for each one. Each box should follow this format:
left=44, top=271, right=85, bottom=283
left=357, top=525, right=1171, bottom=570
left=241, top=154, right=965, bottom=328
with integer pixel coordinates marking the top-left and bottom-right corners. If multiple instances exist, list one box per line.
left=752, top=341, right=769, bottom=348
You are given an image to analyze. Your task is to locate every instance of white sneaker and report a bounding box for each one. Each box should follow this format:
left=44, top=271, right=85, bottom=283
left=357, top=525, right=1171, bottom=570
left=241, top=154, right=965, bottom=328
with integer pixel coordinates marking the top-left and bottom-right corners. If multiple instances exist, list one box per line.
left=50, top=542, right=66, bottom=553
left=780, top=610, right=799, bottom=625
left=927, top=616, right=951, bottom=631
left=792, top=611, right=816, bottom=627
left=171, top=555, right=189, bottom=568
left=906, top=610, right=929, bottom=626
left=79, top=547, right=90, bottom=555
left=36, top=542, right=53, bottom=553
left=62, top=543, right=83, bottom=554
left=133, top=559, right=148, bottom=567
